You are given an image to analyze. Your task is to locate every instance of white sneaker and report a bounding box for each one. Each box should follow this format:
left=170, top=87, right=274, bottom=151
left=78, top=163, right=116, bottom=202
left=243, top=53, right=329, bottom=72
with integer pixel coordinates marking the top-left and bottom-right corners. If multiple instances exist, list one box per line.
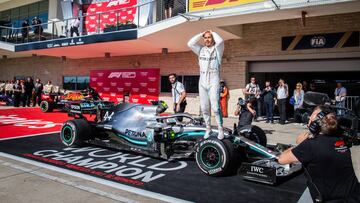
left=204, top=127, right=211, bottom=139
left=217, top=127, right=224, bottom=140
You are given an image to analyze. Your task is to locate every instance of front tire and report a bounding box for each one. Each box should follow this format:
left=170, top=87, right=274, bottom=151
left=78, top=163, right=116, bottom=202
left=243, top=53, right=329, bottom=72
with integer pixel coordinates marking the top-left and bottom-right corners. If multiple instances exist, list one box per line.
left=60, top=119, right=92, bottom=146
left=195, top=138, right=233, bottom=176
left=40, top=100, right=53, bottom=112
left=238, top=125, right=267, bottom=147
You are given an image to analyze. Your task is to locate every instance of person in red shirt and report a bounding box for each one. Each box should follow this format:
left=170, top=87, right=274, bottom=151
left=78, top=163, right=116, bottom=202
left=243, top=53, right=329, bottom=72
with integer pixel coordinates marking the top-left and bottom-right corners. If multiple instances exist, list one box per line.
left=220, top=80, right=229, bottom=118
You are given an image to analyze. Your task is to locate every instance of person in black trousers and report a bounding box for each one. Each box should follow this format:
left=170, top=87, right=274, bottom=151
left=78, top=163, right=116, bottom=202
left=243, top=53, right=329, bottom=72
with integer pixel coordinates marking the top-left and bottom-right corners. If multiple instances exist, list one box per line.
left=262, top=81, right=276, bottom=123
left=24, top=77, right=34, bottom=107
left=32, top=78, right=43, bottom=107
left=276, top=79, right=289, bottom=125
left=13, top=80, right=22, bottom=107
left=21, top=20, right=29, bottom=43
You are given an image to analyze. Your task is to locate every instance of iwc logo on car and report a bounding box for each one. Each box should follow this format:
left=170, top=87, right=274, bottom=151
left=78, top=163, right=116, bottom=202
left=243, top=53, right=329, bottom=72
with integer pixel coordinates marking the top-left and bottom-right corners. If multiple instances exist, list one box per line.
left=250, top=166, right=264, bottom=174
left=310, top=36, right=326, bottom=48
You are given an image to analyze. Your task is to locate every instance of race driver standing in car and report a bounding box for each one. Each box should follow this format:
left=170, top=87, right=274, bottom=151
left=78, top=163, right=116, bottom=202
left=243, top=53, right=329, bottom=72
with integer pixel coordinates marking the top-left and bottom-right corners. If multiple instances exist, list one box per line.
left=188, top=30, right=225, bottom=140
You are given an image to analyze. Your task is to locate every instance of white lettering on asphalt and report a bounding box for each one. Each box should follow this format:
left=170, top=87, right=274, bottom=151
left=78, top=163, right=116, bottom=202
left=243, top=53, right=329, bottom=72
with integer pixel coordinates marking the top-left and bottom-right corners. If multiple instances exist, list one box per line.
left=0, top=153, right=192, bottom=203
left=57, top=156, right=84, bottom=163
left=106, top=154, right=143, bottom=163
left=104, top=166, right=127, bottom=173
left=88, top=150, right=122, bottom=158
left=147, top=161, right=187, bottom=171
left=132, top=171, right=165, bottom=182
left=0, top=115, right=61, bottom=129
left=43, top=152, right=74, bottom=159
left=90, top=162, right=118, bottom=170
left=64, top=147, right=101, bottom=153
left=30, top=147, right=188, bottom=183
left=115, top=168, right=142, bottom=177
left=72, top=158, right=106, bottom=168
left=127, top=157, right=151, bottom=167
left=33, top=150, right=58, bottom=156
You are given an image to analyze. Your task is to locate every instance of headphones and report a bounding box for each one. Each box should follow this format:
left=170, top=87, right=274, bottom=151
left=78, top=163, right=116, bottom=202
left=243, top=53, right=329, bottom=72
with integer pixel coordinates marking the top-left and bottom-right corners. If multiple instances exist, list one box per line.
left=308, top=110, right=328, bottom=135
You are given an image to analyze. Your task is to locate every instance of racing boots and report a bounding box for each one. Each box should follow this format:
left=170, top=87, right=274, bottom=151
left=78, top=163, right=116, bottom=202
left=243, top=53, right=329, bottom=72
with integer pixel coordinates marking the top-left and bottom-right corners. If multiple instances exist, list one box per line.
left=217, top=127, right=224, bottom=140
left=204, top=126, right=211, bottom=139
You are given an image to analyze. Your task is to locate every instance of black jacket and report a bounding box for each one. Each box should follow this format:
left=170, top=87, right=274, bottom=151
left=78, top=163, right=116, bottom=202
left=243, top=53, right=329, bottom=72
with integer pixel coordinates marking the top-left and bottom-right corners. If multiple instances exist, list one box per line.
left=262, top=87, right=276, bottom=103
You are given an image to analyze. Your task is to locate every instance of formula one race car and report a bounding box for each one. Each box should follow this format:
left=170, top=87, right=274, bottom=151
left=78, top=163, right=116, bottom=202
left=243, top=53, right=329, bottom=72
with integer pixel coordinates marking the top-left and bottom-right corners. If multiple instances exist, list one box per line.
left=0, top=94, right=13, bottom=106
left=60, top=101, right=302, bottom=184
left=40, top=87, right=108, bottom=113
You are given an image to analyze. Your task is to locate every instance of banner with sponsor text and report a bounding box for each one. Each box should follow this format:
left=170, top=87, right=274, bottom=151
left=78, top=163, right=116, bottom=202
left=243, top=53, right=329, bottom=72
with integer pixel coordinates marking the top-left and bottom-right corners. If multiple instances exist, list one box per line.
left=188, top=0, right=264, bottom=12
left=83, top=0, right=137, bottom=34
left=90, top=68, right=160, bottom=104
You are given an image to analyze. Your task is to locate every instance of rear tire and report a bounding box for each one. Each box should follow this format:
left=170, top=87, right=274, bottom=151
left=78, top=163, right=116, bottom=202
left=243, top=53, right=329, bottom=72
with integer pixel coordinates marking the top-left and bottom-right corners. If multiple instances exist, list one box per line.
left=40, top=100, right=53, bottom=112
left=195, top=138, right=233, bottom=176
left=60, top=119, right=92, bottom=146
left=238, top=125, right=267, bottom=147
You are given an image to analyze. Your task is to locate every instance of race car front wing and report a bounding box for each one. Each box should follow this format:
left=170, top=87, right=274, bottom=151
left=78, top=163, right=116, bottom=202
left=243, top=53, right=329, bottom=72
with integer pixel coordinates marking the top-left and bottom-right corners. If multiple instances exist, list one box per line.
left=239, top=159, right=302, bottom=185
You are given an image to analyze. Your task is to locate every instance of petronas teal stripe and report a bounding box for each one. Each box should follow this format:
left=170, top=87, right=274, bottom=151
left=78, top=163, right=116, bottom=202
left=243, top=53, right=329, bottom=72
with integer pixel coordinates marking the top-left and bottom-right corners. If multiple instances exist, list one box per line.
left=117, top=134, right=147, bottom=146
left=176, top=131, right=205, bottom=138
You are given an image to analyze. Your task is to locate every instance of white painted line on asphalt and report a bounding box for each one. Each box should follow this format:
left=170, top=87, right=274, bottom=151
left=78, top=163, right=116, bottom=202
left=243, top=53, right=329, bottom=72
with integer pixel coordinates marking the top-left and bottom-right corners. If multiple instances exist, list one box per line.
left=0, top=131, right=60, bottom=141
left=0, top=152, right=193, bottom=203
left=0, top=159, right=138, bottom=203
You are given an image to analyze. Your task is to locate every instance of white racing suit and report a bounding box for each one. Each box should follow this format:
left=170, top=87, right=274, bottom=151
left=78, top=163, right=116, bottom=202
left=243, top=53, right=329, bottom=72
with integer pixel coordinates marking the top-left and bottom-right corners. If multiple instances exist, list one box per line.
left=187, top=32, right=224, bottom=138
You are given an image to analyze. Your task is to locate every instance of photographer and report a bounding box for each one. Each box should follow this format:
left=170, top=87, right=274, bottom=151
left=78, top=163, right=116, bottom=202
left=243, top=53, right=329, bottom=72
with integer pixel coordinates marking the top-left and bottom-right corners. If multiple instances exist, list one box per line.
left=234, top=98, right=256, bottom=128
left=278, top=106, right=360, bottom=202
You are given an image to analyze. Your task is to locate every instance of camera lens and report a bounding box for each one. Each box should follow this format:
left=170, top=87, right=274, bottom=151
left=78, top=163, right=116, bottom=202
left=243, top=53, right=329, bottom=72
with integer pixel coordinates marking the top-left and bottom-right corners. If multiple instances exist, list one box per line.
left=301, top=112, right=310, bottom=124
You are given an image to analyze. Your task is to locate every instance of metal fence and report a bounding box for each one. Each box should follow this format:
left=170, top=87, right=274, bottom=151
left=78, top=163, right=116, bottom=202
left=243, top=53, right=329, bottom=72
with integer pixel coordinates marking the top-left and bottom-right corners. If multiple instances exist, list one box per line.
left=0, top=0, right=186, bottom=45
left=345, top=96, right=360, bottom=112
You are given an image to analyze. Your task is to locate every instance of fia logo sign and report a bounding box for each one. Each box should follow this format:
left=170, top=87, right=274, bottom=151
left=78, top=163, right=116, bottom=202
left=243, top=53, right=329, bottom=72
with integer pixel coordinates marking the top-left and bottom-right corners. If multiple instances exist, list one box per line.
left=250, top=166, right=264, bottom=174
left=311, top=36, right=326, bottom=48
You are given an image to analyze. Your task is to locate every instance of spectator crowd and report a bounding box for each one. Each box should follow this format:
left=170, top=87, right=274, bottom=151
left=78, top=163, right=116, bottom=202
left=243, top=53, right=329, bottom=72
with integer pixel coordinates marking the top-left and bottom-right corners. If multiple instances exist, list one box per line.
left=239, top=77, right=348, bottom=125
left=0, top=77, right=55, bottom=107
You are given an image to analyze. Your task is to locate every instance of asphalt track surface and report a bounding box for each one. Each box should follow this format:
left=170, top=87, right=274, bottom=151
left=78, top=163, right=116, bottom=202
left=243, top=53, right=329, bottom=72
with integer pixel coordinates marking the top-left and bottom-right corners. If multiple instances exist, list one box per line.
left=0, top=133, right=306, bottom=203
left=0, top=107, right=307, bottom=202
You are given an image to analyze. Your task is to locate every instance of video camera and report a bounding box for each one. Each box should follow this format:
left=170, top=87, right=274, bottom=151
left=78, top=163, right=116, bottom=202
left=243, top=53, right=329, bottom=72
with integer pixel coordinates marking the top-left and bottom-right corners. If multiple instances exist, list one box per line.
left=301, top=92, right=360, bottom=146
left=238, top=97, right=247, bottom=107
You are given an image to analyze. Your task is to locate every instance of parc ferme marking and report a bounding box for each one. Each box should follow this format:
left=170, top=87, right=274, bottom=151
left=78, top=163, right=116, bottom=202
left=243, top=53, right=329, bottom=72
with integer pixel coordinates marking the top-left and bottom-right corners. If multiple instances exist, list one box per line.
left=0, top=114, right=63, bottom=140
left=0, top=114, right=62, bottom=129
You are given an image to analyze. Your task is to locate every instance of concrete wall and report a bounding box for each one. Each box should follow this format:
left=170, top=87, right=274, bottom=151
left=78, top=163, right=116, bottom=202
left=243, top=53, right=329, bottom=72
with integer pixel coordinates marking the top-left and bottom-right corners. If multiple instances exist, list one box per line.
left=1, top=12, right=360, bottom=116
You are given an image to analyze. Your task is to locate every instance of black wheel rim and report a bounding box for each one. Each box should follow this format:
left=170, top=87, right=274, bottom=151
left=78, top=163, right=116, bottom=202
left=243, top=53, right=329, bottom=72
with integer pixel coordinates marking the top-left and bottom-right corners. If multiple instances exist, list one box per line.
left=61, top=126, right=73, bottom=144
left=40, top=102, right=47, bottom=111
left=200, top=145, right=221, bottom=169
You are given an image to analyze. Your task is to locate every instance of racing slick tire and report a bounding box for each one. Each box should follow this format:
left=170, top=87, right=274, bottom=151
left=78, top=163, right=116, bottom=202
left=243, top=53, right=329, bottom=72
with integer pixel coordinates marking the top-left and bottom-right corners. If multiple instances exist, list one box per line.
left=40, top=100, right=54, bottom=112
left=238, top=125, right=267, bottom=147
left=195, top=138, right=234, bottom=176
left=60, top=119, right=92, bottom=146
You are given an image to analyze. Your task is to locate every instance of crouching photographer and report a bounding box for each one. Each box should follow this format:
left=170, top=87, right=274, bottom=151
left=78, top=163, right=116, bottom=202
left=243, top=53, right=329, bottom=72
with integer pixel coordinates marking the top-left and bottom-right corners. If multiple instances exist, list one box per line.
left=278, top=106, right=360, bottom=202
left=234, top=98, right=256, bottom=128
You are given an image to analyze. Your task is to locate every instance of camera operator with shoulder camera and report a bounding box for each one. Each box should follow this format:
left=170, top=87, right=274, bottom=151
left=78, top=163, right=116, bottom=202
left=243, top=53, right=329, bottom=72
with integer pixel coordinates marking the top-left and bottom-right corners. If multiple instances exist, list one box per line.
left=234, top=98, right=256, bottom=128
left=278, top=106, right=360, bottom=202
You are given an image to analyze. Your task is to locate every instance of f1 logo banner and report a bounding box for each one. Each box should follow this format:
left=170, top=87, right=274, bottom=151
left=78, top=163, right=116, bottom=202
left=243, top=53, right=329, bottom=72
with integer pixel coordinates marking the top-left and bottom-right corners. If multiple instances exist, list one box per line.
left=90, top=69, right=160, bottom=104
left=188, top=0, right=264, bottom=12
left=82, top=0, right=137, bottom=34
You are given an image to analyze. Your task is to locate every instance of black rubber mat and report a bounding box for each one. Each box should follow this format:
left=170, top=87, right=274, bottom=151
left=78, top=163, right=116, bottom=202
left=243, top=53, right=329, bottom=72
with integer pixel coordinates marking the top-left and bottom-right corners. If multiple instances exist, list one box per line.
left=0, top=134, right=306, bottom=203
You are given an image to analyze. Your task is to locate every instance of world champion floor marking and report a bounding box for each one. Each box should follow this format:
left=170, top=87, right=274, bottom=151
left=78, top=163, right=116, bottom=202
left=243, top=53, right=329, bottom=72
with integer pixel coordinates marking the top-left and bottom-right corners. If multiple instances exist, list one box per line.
left=0, top=152, right=193, bottom=203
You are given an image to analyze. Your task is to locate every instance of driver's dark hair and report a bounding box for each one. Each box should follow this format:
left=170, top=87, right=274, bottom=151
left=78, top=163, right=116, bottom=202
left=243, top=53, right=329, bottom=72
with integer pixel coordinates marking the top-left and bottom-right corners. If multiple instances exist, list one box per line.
left=168, top=73, right=177, bottom=78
